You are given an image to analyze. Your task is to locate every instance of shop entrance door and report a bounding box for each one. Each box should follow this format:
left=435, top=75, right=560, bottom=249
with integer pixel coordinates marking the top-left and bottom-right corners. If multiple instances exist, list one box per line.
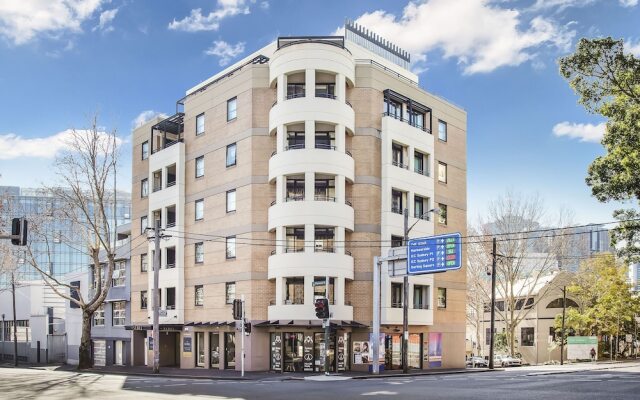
left=195, top=332, right=205, bottom=367
left=224, top=333, right=235, bottom=369
left=313, top=332, right=336, bottom=372
left=115, top=340, right=123, bottom=365
left=210, top=333, right=220, bottom=369
left=283, top=333, right=304, bottom=372
left=384, top=334, right=403, bottom=370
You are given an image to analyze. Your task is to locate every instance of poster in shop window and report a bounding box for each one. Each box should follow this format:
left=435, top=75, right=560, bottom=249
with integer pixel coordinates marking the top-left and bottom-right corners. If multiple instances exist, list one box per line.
left=353, top=341, right=363, bottom=364
left=303, top=334, right=314, bottom=372
left=271, top=333, right=282, bottom=371
left=428, top=332, right=442, bottom=368
left=183, top=336, right=192, bottom=354
left=337, top=335, right=345, bottom=371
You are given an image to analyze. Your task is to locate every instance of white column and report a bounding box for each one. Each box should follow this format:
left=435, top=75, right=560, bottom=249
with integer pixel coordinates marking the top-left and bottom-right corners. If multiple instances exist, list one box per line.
left=275, top=277, right=283, bottom=306
left=305, top=120, right=315, bottom=150
left=305, top=69, right=315, bottom=98
left=336, top=124, right=345, bottom=153
left=276, top=124, right=285, bottom=153
left=305, top=224, right=315, bottom=254
left=304, top=276, right=314, bottom=306
left=276, top=176, right=283, bottom=204
left=335, top=277, right=345, bottom=306
left=305, top=172, right=314, bottom=201
left=336, top=73, right=346, bottom=102
left=335, top=226, right=345, bottom=255
left=407, top=192, right=414, bottom=218
left=275, top=226, right=283, bottom=254
left=277, top=74, right=285, bottom=102
left=407, top=145, right=414, bottom=172
left=336, top=175, right=346, bottom=205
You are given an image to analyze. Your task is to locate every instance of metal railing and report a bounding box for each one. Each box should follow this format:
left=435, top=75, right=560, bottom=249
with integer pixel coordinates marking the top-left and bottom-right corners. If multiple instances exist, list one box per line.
left=345, top=100, right=353, bottom=108
left=166, top=180, right=176, bottom=188
left=345, top=149, right=353, bottom=157
left=392, top=160, right=409, bottom=169
left=314, top=144, right=336, bottom=150
left=285, top=247, right=305, bottom=253
left=286, top=93, right=305, bottom=100
left=316, top=93, right=337, bottom=99
left=414, top=213, right=430, bottom=221
left=391, top=206, right=403, bottom=214
left=314, top=195, right=336, bottom=202
left=414, top=167, right=430, bottom=177
left=413, top=303, right=430, bottom=310
left=382, top=112, right=431, bottom=133
left=345, top=199, right=353, bottom=207
left=166, top=221, right=176, bottom=228
left=285, top=144, right=305, bottom=151
left=315, top=247, right=335, bottom=253
left=391, top=301, right=403, bottom=308
left=286, top=195, right=305, bottom=202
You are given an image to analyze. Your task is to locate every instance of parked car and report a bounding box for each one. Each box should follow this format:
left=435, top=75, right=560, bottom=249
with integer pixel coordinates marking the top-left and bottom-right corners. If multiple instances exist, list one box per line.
left=466, top=356, right=488, bottom=368
left=494, top=355, right=522, bottom=367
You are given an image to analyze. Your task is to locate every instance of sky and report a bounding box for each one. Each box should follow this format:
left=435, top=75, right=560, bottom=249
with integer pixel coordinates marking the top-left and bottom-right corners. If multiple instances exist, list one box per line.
left=0, top=0, right=639, bottom=226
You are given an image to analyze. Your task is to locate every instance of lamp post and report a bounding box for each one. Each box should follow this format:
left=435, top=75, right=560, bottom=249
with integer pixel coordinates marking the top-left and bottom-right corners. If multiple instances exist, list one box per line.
left=402, top=207, right=439, bottom=374
left=1, top=313, right=4, bottom=361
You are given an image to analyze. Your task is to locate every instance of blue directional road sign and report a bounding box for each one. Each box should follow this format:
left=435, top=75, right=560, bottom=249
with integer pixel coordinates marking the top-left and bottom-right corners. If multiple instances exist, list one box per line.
left=408, top=233, right=462, bottom=275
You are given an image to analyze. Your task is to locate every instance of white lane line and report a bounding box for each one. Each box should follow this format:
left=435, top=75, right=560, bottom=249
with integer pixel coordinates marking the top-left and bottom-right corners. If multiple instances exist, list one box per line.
left=164, top=383, right=187, bottom=387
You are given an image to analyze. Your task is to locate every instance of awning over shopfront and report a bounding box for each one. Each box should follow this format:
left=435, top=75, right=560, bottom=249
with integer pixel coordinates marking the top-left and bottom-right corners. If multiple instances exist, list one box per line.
left=183, top=321, right=236, bottom=327
left=254, top=320, right=368, bottom=328
left=124, top=324, right=183, bottom=331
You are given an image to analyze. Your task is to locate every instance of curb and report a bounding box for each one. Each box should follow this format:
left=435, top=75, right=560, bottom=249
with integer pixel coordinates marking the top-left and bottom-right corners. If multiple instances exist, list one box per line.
left=524, top=362, right=640, bottom=377
left=350, top=368, right=504, bottom=379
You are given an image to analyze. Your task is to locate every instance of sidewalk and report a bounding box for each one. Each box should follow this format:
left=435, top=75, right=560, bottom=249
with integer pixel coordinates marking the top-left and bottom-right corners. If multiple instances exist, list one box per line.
left=512, top=359, right=640, bottom=376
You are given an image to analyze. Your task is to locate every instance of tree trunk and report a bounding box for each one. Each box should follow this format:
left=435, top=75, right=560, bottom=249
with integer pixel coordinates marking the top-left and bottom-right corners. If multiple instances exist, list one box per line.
left=78, top=310, right=93, bottom=370
left=509, top=326, right=516, bottom=356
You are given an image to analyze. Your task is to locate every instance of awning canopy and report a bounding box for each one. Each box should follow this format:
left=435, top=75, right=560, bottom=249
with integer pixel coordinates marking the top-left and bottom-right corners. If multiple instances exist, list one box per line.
left=184, top=321, right=236, bottom=327
left=253, top=320, right=368, bottom=328
left=124, top=324, right=183, bottom=331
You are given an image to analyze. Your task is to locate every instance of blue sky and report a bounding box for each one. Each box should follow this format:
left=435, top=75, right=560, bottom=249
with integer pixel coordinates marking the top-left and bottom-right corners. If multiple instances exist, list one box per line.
left=0, top=0, right=639, bottom=225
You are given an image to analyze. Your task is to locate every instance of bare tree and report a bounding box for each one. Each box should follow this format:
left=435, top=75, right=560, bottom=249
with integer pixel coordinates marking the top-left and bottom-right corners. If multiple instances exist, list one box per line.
left=474, top=191, right=570, bottom=355
left=24, top=117, right=120, bottom=369
left=466, top=225, right=491, bottom=357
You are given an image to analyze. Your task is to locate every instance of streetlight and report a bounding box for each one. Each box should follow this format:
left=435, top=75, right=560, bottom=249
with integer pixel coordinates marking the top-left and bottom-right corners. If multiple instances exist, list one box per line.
left=1, top=313, right=4, bottom=360
left=402, top=207, right=439, bottom=374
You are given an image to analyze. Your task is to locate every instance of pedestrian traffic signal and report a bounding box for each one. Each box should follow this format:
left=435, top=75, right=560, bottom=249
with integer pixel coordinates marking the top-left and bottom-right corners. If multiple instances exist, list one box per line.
left=232, top=299, right=243, bottom=320
left=244, top=322, right=251, bottom=334
left=314, top=298, right=329, bottom=319
left=11, top=217, right=27, bottom=246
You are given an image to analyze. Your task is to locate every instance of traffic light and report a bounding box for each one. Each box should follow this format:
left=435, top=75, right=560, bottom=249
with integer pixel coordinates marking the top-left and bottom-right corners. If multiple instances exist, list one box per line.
left=244, top=321, right=251, bottom=335
left=11, top=217, right=27, bottom=246
left=232, top=299, right=243, bottom=320
left=314, top=298, right=329, bottom=319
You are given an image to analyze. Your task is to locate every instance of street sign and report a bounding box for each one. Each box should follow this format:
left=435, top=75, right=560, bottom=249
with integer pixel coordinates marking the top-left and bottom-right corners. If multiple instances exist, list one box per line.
left=408, top=233, right=462, bottom=275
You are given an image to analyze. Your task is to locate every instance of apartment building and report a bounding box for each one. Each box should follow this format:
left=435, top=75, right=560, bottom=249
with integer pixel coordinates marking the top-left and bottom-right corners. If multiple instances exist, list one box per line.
left=128, top=22, right=467, bottom=372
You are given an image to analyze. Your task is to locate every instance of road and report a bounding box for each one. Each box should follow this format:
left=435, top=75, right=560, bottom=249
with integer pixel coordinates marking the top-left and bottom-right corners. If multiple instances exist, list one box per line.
left=1, top=364, right=639, bottom=399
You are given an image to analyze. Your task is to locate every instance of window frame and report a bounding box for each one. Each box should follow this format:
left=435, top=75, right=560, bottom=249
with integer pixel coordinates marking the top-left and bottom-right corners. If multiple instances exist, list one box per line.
left=141, top=253, right=148, bottom=272
left=195, top=155, right=205, bottom=178
left=166, top=287, right=176, bottom=310
left=112, top=261, right=126, bottom=287
left=195, top=242, right=204, bottom=264
left=391, top=282, right=403, bottom=308
left=112, top=301, right=126, bottom=326
left=195, top=199, right=204, bottom=221
left=141, top=141, right=149, bottom=160
left=141, top=291, right=148, bottom=309
left=438, top=161, right=447, bottom=183
left=438, top=203, right=448, bottom=225
left=227, top=97, right=237, bottom=121
left=437, top=287, right=447, bottom=308
left=225, top=282, right=236, bottom=304
left=226, top=236, right=236, bottom=259
left=195, top=285, right=204, bottom=306
left=140, top=216, right=148, bottom=232
left=141, top=178, right=149, bottom=198
left=521, top=327, right=535, bottom=347
left=93, top=304, right=105, bottom=326
left=196, top=113, right=205, bottom=136
left=226, top=189, right=236, bottom=213
left=226, top=143, right=237, bottom=167
left=438, top=120, right=448, bottom=142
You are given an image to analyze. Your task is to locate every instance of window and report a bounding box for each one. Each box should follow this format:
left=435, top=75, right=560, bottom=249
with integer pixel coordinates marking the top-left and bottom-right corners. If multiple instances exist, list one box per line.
left=225, top=282, right=236, bottom=304
left=153, top=170, right=162, bottom=192
left=315, top=131, right=335, bottom=149
left=166, top=247, right=176, bottom=269
left=141, top=178, right=149, bottom=198
left=521, top=327, right=534, bottom=347
left=226, top=189, right=236, bottom=212
left=286, top=176, right=305, bottom=201
left=546, top=298, right=579, bottom=309
left=195, top=156, right=204, bottom=178
left=315, top=83, right=335, bottom=98
left=196, top=113, right=205, bottom=136
left=414, top=196, right=429, bottom=220
left=590, top=230, right=600, bottom=252
left=141, top=141, right=149, bottom=160
left=410, top=109, right=425, bottom=130
left=391, top=235, right=403, bottom=248
left=314, top=176, right=335, bottom=201
left=392, top=143, right=405, bottom=168
left=166, top=164, right=176, bottom=187
left=286, top=227, right=305, bottom=252
left=166, top=287, right=176, bottom=310
left=391, top=282, right=403, bottom=308
left=112, top=261, right=126, bottom=287
left=438, top=203, right=448, bottom=225
left=287, top=131, right=305, bottom=149
left=195, top=199, right=204, bottom=220
left=227, top=97, right=237, bottom=121
left=226, top=236, right=236, bottom=259
left=414, top=151, right=429, bottom=176
left=413, top=285, right=430, bottom=309
left=141, top=291, right=148, bottom=309
left=438, top=162, right=447, bottom=183
left=195, top=242, right=204, bottom=264
left=437, top=287, right=447, bottom=308
left=287, top=83, right=305, bottom=98
left=486, top=328, right=496, bottom=346
left=384, top=98, right=402, bottom=119
left=226, top=143, right=237, bottom=167
left=515, top=297, right=535, bottom=310
left=314, top=227, right=334, bottom=253
left=438, top=120, right=447, bottom=141
left=313, top=277, right=335, bottom=304
left=141, top=253, right=148, bottom=272
left=70, top=281, right=80, bottom=309
left=94, top=304, right=105, bottom=326
left=140, top=216, right=148, bottom=232
left=391, top=190, right=403, bottom=214
left=195, top=285, right=204, bottom=306
left=285, top=277, right=304, bottom=304
left=112, top=301, right=126, bottom=326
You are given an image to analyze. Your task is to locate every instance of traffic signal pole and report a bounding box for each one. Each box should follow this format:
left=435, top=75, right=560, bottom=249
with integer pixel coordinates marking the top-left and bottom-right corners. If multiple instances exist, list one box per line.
left=241, top=294, right=245, bottom=377
left=489, top=237, right=497, bottom=370
left=324, top=275, right=330, bottom=375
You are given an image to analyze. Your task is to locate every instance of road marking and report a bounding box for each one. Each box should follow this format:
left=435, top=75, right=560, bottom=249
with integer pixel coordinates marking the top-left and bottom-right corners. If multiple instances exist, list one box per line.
left=361, top=391, right=398, bottom=396
left=164, top=383, right=187, bottom=387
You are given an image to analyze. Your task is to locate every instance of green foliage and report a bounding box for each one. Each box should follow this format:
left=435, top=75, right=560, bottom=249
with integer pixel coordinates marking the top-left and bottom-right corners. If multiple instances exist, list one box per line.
left=494, top=332, right=509, bottom=354
left=554, top=255, right=640, bottom=338
left=559, top=37, right=640, bottom=262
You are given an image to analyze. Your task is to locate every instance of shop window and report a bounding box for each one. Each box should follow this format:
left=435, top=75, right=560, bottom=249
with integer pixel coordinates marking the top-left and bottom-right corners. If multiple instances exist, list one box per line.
left=283, top=333, right=304, bottom=372
left=224, top=333, right=236, bottom=369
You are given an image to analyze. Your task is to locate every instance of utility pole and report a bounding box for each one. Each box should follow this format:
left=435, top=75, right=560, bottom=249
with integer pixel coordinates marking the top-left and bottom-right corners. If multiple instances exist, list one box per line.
left=560, top=286, right=566, bottom=365
left=372, top=257, right=381, bottom=374
left=324, top=274, right=330, bottom=376
left=241, top=294, right=245, bottom=377
left=488, top=237, right=497, bottom=370
left=152, top=220, right=161, bottom=374
left=11, top=272, right=18, bottom=366
left=402, top=208, right=409, bottom=374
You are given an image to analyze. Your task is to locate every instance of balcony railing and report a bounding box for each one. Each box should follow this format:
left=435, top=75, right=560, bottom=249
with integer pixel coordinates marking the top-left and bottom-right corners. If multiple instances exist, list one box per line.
left=314, top=194, right=336, bottom=202
left=286, top=194, right=305, bottom=202
left=315, top=247, right=335, bottom=253
left=166, top=180, right=176, bottom=188
left=284, top=299, right=304, bottom=305
left=152, top=185, right=162, bottom=193
left=391, top=301, right=403, bottom=308
left=166, top=263, right=175, bottom=269
left=285, top=247, right=305, bottom=253
left=413, top=303, right=430, bottom=310
left=414, top=213, right=430, bottom=221
left=392, top=160, right=409, bottom=169
left=166, top=221, right=176, bottom=228
left=382, top=112, right=430, bottom=133
left=414, top=167, right=430, bottom=177
left=316, top=93, right=337, bottom=99
left=315, top=143, right=336, bottom=150
left=345, top=199, right=352, bottom=207
left=286, top=93, right=305, bottom=100
left=391, top=205, right=403, bottom=214
left=285, top=144, right=305, bottom=151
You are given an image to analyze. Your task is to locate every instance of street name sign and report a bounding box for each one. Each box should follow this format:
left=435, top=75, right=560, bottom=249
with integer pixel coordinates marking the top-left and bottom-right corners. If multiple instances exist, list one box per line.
left=408, top=233, right=462, bottom=275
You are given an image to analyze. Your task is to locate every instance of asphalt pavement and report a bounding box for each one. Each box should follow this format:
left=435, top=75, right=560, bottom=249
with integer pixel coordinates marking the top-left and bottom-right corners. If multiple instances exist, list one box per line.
left=1, top=362, right=639, bottom=399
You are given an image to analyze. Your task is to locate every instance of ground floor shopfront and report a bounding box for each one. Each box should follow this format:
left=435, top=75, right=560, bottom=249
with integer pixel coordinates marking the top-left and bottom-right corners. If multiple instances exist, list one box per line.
left=127, top=322, right=453, bottom=372
left=91, top=337, right=131, bottom=366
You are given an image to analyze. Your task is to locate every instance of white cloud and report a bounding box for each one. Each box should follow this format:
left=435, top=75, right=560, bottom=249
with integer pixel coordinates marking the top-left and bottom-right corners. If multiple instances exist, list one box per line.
left=341, top=0, right=575, bottom=75
left=260, top=1, right=269, bottom=10
left=0, top=129, right=122, bottom=160
left=625, top=39, right=640, bottom=57
left=93, top=8, right=118, bottom=32
left=620, top=0, right=639, bottom=7
left=132, top=110, right=168, bottom=129
left=552, top=122, right=606, bottom=143
left=168, top=0, right=251, bottom=32
left=205, top=40, right=245, bottom=66
left=530, top=0, right=597, bottom=11
left=0, top=0, right=105, bottom=45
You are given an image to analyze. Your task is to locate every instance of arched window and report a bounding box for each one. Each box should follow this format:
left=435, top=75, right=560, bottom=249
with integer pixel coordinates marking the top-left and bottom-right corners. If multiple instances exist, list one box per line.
left=546, top=298, right=579, bottom=309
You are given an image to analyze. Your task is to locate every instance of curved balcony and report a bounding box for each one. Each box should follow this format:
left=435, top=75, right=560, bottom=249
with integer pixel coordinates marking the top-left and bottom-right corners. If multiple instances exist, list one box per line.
left=268, top=251, right=354, bottom=280
left=269, top=41, right=355, bottom=86
left=268, top=198, right=354, bottom=232
left=269, top=147, right=355, bottom=182
left=269, top=95, right=355, bottom=134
